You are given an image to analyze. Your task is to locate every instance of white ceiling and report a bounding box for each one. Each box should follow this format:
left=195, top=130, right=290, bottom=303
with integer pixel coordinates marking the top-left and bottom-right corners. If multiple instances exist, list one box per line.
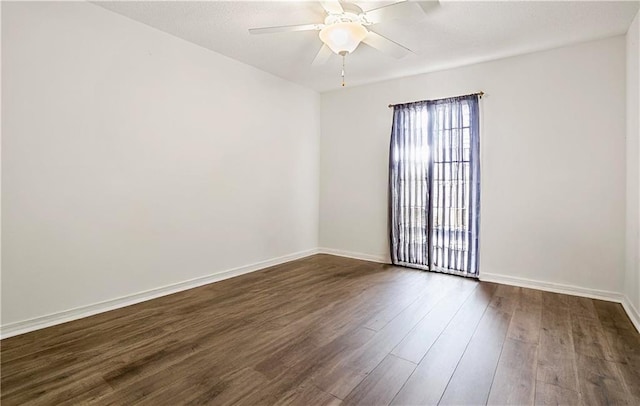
left=94, top=1, right=639, bottom=92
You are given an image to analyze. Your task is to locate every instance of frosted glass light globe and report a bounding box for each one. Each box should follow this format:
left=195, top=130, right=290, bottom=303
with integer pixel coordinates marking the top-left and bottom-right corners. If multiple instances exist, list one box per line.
left=319, top=22, right=368, bottom=55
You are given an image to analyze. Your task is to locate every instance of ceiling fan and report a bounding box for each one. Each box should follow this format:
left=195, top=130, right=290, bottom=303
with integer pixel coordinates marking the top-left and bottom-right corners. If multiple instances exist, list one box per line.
left=249, top=1, right=439, bottom=86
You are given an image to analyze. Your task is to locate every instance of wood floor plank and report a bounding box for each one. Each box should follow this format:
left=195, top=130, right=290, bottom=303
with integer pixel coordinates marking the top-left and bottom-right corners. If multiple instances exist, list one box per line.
left=274, top=382, right=342, bottom=406
left=361, top=271, right=432, bottom=331
left=508, top=307, right=542, bottom=343
left=390, top=278, right=478, bottom=363
left=2, top=255, right=639, bottom=405
left=615, top=359, right=640, bottom=404
left=541, top=292, right=571, bottom=328
left=507, top=288, right=542, bottom=344
left=542, top=291, right=570, bottom=311
left=534, top=382, right=583, bottom=406
left=537, top=291, right=579, bottom=392
left=438, top=285, right=518, bottom=405
left=537, top=325, right=579, bottom=392
left=390, top=282, right=498, bottom=406
left=105, top=366, right=266, bottom=406
left=593, top=300, right=636, bottom=331
left=342, top=354, right=415, bottom=406
left=0, top=373, right=113, bottom=406
left=231, top=329, right=376, bottom=405
left=487, top=338, right=538, bottom=405
left=189, top=368, right=271, bottom=406
left=571, top=314, right=619, bottom=362
left=567, top=296, right=599, bottom=319
left=600, top=324, right=640, bottom=361
left=254, top=327, right=374, bottom=381
left=490, top=284, right=521, bottom=314
left=575, top=353, right=633, bottom=405
left=312, top=276, right=457, bottom=399
left=600, top=325, right=640, bottom=402
left=521, top=287, right=543, bottom=308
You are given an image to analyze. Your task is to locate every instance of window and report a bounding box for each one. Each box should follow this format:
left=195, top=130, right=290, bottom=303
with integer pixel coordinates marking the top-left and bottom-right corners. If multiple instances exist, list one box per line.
left=389, top=94, right=480, bottom=277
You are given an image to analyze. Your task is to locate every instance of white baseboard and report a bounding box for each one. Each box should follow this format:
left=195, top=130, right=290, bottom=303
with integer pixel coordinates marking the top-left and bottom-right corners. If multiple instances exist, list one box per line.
left=479, top=272, right=623, bottom=302
left=0, top=248, right=320, bottom=339
left=479, top=271, right=640, bottom=333
left=317, top=247, right=389, bottom=264
left=621, top=296, right=640, bottom=333
left=3, top=249, right=639, bottom=338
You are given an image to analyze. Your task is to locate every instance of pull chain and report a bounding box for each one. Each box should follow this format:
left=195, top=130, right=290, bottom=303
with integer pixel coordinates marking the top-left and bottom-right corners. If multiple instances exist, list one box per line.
left=341, top=53, right=346, bottom=87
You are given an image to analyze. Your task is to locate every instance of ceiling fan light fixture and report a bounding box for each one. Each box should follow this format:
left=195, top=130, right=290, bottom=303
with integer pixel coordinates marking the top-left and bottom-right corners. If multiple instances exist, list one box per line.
left=319, top=22, right=368, bottom=55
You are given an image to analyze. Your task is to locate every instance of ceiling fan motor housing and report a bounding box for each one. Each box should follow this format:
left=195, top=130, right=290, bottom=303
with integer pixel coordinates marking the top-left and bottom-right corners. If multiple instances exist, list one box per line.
left=320, top=4, right=372, bottom=55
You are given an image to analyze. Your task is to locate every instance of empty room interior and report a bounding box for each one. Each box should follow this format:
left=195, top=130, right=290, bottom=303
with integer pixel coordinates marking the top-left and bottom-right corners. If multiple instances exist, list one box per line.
left=2, top=0, right=640, bottom=405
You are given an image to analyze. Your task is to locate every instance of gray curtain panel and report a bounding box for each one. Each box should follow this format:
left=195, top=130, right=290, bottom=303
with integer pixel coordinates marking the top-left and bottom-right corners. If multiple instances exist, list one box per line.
left=389, top=94, right=480, bottom=277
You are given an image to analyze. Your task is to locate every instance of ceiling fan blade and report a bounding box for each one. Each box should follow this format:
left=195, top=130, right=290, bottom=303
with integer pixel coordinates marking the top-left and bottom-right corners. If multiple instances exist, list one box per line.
left=362, top=30, right=413, bottom=58
left=364, top=1, right=424, bottom=25
left=417, top=1, right=440, bottom=14
left=249, top=23, right=323, bottom=35
left=312, top=44, right=334, bottom=66
left=319, top=1, right=344, bottom=14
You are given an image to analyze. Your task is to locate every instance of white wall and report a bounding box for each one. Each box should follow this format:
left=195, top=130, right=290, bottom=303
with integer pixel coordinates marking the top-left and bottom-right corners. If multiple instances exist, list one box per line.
left=1, top=2, right=320, bottom=327
left=626, top=10, right=640, bottom=316
left=320, top=37, right=627, bottom=295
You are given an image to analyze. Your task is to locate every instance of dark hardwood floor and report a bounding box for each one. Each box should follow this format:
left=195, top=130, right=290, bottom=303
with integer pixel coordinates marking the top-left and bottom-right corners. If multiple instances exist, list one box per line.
left=2, top=254, right=639, bottom=405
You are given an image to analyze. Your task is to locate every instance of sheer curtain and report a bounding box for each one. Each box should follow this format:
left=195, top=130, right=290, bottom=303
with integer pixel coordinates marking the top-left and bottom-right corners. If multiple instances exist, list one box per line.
left=389, top=102, right=431, bottom=270
left=389, top=94, right=480, bottom=277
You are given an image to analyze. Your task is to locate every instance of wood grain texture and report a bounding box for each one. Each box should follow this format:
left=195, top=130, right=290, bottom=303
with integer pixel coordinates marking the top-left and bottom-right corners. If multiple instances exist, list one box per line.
left=508, top=307, right=542, bottom=343
left=571, top=314, right=618, bottom=362
left=575, top=353, right=633, bottom=405
left=391, top=282, right=498, bottom=406
left=312, top=274, right=457, bottom=399
left=342, top=355, right=415, bottom=406
left=2, top=254, right=639, bottom=406
left=487, top=338, right=538, bottom=405
left=537, top=326, right=579, bottom=392
left=438, top=285, right=519, bottom=405
left=537, top=295, right=579, bottom=392
left=390, top=277, right=477, bottom=363
left=567, top=295, right=599, bottom=319
left=594, top=300, right=640, bottom=404
left=534, top=382, right=582, bottom=406
left=593, top=300, right=636, bottom=331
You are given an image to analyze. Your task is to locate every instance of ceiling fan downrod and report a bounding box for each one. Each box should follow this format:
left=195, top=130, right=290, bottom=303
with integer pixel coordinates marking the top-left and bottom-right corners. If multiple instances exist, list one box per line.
left=340, top=51, right=346, bottom=87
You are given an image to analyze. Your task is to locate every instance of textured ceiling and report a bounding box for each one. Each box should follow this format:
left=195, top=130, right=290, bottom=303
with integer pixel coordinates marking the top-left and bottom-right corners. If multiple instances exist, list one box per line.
left=94, top=1, right=640, bottom=92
